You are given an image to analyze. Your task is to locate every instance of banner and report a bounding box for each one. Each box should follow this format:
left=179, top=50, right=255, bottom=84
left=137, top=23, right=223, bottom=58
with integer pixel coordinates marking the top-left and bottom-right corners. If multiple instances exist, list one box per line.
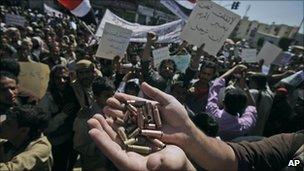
left=5, top=14, right=26, bottom=27
left=18, top=62, right=50, bottom=99
left=44, top=3, right=63, bottom=17
left=95, top=22, right=132, bottom=60
left=96, top=9, right=184, bottom=43
left=256, top=42, right=282, bottom=66
left=180, top=1, right=241, bottom=56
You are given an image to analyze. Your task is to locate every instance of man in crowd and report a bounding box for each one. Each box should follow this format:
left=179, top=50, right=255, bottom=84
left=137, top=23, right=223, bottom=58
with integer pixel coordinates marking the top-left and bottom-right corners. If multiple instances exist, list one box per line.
left=0, top=105, right=52, bottom=170
left=205, top=64, right=257, bottom=140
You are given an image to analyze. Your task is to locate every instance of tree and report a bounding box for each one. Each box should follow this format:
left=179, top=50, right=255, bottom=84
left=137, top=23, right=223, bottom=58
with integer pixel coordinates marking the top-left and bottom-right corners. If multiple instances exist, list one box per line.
left=257, top=38, right=265, bottom=48
left=279, top=37, right=293, bottom=51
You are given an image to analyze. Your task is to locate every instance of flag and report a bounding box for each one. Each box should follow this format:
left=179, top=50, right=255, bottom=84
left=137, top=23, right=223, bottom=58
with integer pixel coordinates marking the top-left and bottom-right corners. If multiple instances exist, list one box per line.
left=160, top=0, right=196, bottom=20
left=57, top=0, right=96, bottom=25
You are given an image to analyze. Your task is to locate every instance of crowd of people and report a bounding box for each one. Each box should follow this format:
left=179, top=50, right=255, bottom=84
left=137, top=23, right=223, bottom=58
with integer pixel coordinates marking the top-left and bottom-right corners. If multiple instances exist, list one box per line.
left=0, top=4, right=303, bottom=171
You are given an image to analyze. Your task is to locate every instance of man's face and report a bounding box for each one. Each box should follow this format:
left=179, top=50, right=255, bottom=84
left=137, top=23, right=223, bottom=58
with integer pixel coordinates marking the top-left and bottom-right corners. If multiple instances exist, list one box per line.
left=54, top=69, right=69, bottom=91
left=0, top=114, right=19, bottom=140
left=0, top=77, right=18, bottom=106
left=199, top=67, right=215, bottom=84
left=76, top=68, right=95, bottom=87
left=159, top=62, right=175, bottom=80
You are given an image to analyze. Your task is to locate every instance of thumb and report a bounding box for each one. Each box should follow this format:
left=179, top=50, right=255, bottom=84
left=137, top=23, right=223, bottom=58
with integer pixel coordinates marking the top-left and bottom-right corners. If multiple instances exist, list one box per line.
left=141, top=82, right=173, bottom=106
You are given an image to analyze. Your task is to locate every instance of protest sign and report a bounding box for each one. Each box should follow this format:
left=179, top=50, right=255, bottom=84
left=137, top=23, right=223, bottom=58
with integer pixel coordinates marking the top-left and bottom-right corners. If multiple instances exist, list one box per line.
left=18, top=62, right=50, bottom=99
left=241, top=49, right=257, bottom=62
left=281, top=71, right=304, bottom=87
left=262, top=65, right=270, bottom=75
left=170, top=54, right=191, bottom=72
left=180, top=1, right=241, bottom=56
left=95, top=22, right=132, bottom=60
left=96, top=9, right=184, bottom=43
left=152, top=47, right=171, bottom=68
left=5, top=14, right=26, bottom=27
left=272, top=51, right=293, bottom=66
left=256, top=42, right=282, bottom=66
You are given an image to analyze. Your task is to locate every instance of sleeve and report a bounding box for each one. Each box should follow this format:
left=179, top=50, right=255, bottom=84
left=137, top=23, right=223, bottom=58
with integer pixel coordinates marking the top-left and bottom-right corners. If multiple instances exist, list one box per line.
left=0, top=138, right=52, bottom=171
left=205, top=78, right=226, bottom=118
left=116, top=81, right=126, bottom=93
left=227, top=132, right=304, bottom=171
left=183, top=67, right=197, bottom=88
left=239, top=106, right=257, bottom=132
left=141, top=60, right=167, bottom=91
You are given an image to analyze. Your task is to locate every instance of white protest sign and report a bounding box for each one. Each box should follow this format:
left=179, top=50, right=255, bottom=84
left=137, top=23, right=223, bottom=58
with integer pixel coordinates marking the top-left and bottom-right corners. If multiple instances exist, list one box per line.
left=152, top=47, right=171, bottom=67
left=256, top=42, right=282, bottom=66
left=96, top=9, right=184, bottom=43
left=170, top=54, right=191, bottom=72
left=272, top=51, right=293, bottom=66
left=95, top=22, right=132, bottom=60
left=180, top=1, right=241, bottom=56
left=241, top=49, right=257, bottom=62
left=5, top=14, right=26, bottom=27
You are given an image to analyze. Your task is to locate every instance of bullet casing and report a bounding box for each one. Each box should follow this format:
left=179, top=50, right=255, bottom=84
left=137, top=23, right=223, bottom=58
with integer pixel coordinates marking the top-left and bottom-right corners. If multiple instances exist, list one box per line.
left=127, top=145, right=152, bottom=154
left=141, top=130, right=163, bottom=138
left=117, top=127, right=127, bottom=141
left=124, top=138, right=138, bottom=145
left=128, top=128, right=140, bottom=138
left=153, top=106, right=162, bottom=128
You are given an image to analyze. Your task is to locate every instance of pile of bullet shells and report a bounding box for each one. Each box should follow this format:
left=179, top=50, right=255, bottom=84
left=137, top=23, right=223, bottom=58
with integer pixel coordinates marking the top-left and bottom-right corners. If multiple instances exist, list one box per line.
left=114, top=100, right=166, bottom=155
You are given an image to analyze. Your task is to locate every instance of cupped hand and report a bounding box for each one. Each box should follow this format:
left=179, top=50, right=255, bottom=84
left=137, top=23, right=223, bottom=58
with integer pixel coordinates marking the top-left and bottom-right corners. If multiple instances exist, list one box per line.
left=88, top=113, right=195, bottom=171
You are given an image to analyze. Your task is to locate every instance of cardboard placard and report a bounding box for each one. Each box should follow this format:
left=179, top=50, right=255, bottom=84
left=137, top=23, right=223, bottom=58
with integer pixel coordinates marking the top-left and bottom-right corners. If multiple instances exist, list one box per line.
left=18, top=62, right=50, bottom=99
left=181, top=1, right=241, bottom=56
left=272, top=51, right=293, bottom=66
left=256, top=42, right=282, bottom=66
left=241, top=49, right=257, bottom=62
left=95, top=22, right=132, bottom=60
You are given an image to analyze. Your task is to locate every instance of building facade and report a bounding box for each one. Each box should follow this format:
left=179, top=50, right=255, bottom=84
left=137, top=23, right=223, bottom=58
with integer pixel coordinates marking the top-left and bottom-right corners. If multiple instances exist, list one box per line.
left=233, top=16, right=301, bottom=46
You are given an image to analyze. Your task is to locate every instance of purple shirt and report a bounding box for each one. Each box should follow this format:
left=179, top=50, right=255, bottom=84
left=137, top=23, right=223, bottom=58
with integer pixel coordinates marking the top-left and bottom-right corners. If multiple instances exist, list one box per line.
left=206, top=78, right=257, bottom=141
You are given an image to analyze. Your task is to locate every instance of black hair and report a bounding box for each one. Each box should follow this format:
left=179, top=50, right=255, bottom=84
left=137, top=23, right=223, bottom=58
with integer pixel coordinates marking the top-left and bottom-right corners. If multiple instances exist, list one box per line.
left=159, top=59, right=177, bottom=73
left=250, top=73, right=267, bottom=90
left=200, top=61, right=217, bottom=74
left=6, top=105, right=49, bottom=140
left=125, top=81, right=140, bottom=95
left=48, top=65, right=79, bottom=110
left=0, top=58, right=20, bottom=77
left=191, top=112, right=219, bottom=137
left=224, top=88, right=247, bottom=116
left=0, top=71, right=18, bottom=83
left=92, top=77, right=115, bottom=97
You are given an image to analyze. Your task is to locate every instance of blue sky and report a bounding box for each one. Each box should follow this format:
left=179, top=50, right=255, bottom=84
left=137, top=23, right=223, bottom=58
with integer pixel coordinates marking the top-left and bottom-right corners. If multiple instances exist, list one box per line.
left=214, top=1, right=304, bottom=34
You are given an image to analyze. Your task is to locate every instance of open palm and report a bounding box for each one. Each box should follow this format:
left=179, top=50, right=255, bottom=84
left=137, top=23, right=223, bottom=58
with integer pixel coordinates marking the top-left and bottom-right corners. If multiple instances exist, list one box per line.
left=88, top=113, right=193, bottom=171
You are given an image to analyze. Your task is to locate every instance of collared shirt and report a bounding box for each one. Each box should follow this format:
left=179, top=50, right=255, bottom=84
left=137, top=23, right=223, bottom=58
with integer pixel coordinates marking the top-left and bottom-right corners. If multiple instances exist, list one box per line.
left=206, top=78, right=257, bottom=141
left=0, top=135, right=53, bottom=171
